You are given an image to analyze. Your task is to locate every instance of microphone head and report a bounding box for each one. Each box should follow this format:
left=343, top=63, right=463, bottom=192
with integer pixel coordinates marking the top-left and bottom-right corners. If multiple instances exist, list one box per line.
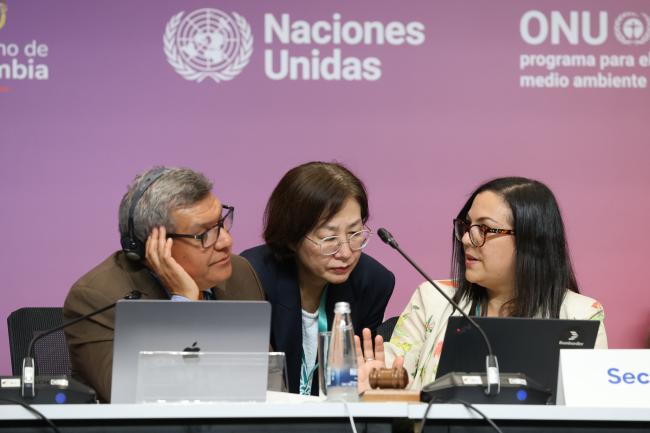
left=125, top=290, right=142, bottom=300
left=377, top=228, right=398, bottom=248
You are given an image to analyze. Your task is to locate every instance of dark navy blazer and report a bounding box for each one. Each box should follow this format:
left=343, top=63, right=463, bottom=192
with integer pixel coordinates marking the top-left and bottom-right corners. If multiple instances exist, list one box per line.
left=241, top=244, right=395, bottom=395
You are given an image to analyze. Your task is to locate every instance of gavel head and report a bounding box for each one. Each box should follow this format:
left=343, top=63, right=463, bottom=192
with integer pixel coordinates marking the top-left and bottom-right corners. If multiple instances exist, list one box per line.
left=369, top=367, right=409, bottom=389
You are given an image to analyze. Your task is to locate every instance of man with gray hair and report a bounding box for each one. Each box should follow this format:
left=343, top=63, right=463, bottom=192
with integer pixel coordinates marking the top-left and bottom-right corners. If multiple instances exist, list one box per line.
left=63, top=167, right=265, bottom=402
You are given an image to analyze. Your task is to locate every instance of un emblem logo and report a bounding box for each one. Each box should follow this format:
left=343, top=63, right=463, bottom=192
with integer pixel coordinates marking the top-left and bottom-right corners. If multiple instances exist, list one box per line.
left=614, top=12, right=650, bottom=45
left=164, top=8, right=253, bottom=83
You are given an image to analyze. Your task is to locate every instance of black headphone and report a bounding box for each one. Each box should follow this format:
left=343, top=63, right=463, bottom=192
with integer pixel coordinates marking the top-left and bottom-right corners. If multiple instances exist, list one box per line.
left=120, top=168, right=167, bottom=262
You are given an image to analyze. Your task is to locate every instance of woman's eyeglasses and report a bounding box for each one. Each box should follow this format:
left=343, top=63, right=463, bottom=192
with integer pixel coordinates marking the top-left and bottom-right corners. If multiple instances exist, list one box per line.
left=453, top=218, right=514, bottom=247
left=305, top=229, right=372, bottom=256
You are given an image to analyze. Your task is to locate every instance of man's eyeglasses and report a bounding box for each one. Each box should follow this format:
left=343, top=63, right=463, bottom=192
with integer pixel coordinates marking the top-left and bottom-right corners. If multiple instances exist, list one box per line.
left=453, top=218, right=514, bottom=248
left=305, top=229, right=372, bottom=256
left=167, top=205, right=234, bottom=249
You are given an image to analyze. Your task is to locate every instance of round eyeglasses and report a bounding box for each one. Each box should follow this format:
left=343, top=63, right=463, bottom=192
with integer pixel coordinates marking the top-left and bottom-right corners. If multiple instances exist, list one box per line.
left=167, top=205, right=234, bottom=249
left=305, top=229, right=372, bottom=256
left=453, top=218, right=515, bottom=248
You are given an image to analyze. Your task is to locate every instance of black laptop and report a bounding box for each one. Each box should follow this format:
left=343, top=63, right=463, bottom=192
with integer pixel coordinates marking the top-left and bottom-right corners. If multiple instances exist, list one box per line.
left=436, top=316, right=599, bottom=401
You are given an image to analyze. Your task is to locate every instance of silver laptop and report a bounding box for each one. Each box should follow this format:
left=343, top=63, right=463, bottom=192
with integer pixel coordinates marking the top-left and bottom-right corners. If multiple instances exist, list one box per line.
left=111, top=300, right=271, bottom=403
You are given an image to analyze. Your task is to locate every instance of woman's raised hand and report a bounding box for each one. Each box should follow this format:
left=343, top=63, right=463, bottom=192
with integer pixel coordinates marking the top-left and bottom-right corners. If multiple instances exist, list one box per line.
left=354, top=328, right=404, bottom=392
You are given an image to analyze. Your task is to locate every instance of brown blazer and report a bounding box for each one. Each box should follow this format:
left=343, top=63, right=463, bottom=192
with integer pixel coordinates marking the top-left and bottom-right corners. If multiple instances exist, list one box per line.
left=63, top=251, right=265, bottom=402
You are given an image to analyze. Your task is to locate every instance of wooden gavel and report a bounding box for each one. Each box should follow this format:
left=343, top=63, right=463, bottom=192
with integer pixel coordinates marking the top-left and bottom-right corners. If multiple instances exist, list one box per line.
left=368, top=367, right=409, bottom=389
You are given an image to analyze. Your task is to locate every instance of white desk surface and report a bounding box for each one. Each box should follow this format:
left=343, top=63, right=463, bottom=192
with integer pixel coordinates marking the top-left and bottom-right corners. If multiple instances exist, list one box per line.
left=0, top=402, right=649, bottom=422
left=408, top=404, right=650, bottom=422
left=0, top=401, right=406, bottom=420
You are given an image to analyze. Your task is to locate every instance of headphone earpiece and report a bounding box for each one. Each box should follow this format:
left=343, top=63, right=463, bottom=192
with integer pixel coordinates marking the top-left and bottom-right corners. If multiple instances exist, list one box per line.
left=121, top=168, right=167, bottom=262
left=120, top=234, right=145, bottom=262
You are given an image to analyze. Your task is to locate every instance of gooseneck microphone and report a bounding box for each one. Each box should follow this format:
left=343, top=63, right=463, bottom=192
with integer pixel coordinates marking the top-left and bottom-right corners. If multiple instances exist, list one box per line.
left=377, top=228, right=500, bottom=396
left=21, top=290, right=142, bottom=399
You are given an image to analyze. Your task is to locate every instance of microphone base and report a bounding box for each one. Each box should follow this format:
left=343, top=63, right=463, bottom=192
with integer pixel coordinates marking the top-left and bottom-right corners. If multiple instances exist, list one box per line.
left=0, top=375, right=97, bottom=404
left=420, top=372, right=552, bottom=405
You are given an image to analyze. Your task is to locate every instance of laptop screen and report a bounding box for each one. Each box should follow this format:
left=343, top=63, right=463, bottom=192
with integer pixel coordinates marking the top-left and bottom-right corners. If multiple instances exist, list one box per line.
left=436, top=316, right=599, bottom=401
left=111, top=300, right=271, bottom=403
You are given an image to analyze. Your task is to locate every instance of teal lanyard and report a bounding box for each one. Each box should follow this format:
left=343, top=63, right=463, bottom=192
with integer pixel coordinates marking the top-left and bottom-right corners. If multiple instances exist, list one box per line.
left=317, top=287, right=328, bottom=333
left=299, top=286, right=328, bottom=395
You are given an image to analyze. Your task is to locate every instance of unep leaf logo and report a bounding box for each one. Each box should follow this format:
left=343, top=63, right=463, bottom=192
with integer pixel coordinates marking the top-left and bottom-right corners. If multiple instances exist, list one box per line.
left=163, top=8, right=253, bottom=83
left=614, top=12, right=650, bottom=45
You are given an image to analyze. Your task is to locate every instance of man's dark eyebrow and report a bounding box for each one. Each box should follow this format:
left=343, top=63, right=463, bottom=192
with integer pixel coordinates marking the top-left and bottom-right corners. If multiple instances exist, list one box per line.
left=190, top=211, right=223, bottom=232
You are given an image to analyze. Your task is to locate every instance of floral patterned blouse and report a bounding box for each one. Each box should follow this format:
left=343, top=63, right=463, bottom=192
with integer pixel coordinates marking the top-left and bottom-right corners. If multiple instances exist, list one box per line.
left=383, top=280, right=608, bottom=390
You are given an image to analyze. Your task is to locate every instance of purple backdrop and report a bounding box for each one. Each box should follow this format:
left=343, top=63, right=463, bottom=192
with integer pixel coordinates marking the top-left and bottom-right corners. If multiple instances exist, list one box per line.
left=1, top=0, right=649, bottom=375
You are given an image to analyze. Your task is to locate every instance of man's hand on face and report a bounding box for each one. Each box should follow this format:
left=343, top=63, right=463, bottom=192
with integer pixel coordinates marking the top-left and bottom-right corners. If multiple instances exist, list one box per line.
left=145, top=226, right=200, bottom=301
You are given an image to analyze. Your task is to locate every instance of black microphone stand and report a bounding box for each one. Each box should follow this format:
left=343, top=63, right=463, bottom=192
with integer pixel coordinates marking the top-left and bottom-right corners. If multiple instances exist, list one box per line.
left=21, top=290, right=142, bottom=399
left=377, top=228, right=500, bottom=396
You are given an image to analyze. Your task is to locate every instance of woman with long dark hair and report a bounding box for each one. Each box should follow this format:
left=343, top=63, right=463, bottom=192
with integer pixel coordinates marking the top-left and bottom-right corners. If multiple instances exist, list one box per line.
left=357, top=177, right=607, bottom=390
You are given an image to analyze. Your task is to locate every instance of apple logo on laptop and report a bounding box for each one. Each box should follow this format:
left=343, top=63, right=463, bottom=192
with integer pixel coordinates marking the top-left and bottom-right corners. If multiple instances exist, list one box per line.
left=183, top=341, right=201, bottom=352
left=182, top=341, right=200, bottom=360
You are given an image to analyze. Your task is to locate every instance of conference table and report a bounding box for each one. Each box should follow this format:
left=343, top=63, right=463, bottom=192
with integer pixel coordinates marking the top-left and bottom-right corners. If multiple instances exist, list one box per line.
left=1, top=401, right=649, bottom=433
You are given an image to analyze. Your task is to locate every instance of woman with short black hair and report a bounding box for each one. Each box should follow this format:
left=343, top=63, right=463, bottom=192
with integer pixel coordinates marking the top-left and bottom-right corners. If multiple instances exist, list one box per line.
left=242, top=161, right=394, bottom=395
